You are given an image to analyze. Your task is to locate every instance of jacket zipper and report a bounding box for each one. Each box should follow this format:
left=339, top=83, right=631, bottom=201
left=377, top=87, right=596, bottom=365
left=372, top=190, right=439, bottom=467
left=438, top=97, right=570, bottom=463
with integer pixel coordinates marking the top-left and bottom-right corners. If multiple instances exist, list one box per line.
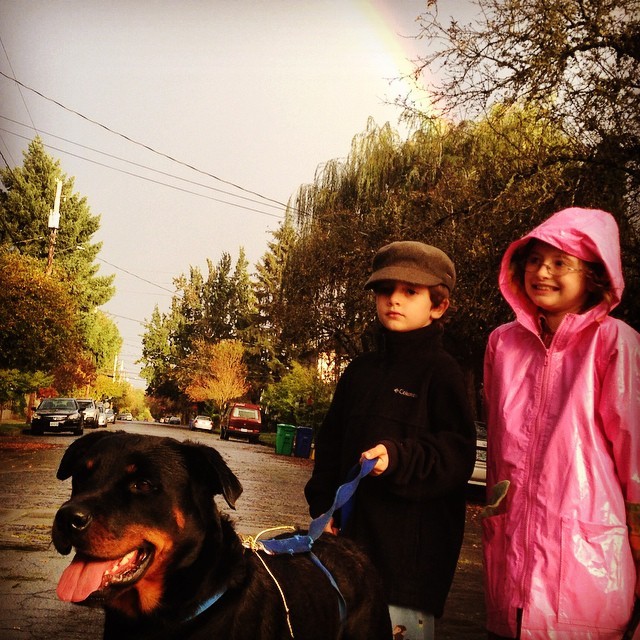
left=519, top=344, right=552, bottom=614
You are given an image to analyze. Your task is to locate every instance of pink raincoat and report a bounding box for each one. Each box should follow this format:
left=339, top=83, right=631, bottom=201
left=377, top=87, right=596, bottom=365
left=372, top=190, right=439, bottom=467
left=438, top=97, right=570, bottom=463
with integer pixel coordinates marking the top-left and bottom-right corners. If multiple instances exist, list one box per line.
left=483, top=208, right=640, bottom=639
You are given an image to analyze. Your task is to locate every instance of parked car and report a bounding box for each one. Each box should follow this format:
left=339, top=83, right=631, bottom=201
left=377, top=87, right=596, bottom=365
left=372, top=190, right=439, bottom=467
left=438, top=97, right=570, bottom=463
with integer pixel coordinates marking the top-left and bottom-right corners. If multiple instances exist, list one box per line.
left=30, top=398, right=84, bottom=436
left=468, top=421, right=487, bottom=493
left=105, top=409, right=115, bottom=424
left=96, top=405, right=108, bottom=428
left=167, top=416, right=181, bottom=425
left=470, top=439, right=487, bottom=487
left=117, top=412, right=133, bottom=421
left=190, top=415, right=213, bottom=432
left=220, top=403, right=262, bottom=443
left=76, top=399, right=98, bottom=427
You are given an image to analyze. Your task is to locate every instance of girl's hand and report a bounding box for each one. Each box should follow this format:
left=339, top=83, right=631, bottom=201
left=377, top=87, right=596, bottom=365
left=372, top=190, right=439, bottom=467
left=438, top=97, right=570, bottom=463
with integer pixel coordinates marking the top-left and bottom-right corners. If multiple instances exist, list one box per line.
left=360, top=444, right=389, bottom=476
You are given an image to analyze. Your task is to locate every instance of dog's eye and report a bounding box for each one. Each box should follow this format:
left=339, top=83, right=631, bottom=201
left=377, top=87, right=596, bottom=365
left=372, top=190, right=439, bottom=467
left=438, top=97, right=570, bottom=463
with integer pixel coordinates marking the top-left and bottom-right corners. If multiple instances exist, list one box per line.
left=130, top=479, right=156, bottom=494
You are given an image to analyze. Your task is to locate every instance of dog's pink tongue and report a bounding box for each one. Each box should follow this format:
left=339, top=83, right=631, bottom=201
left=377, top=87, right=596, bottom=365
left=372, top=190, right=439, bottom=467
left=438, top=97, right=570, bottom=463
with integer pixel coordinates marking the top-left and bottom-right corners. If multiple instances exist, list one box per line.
left=57, top=554, right=114, bottom=602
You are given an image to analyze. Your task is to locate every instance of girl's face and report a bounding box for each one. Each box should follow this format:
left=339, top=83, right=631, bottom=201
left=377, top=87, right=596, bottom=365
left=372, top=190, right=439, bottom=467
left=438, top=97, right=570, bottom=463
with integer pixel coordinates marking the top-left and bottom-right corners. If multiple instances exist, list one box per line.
left=523, top=241, right=590, bottom=326
left=374, top=280, right=448, bottom=332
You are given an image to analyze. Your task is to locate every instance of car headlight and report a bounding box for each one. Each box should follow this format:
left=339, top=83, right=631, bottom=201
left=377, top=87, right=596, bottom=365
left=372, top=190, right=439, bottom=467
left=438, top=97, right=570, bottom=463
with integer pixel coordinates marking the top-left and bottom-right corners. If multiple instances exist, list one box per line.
left=68, top=412, right=81, bottom=420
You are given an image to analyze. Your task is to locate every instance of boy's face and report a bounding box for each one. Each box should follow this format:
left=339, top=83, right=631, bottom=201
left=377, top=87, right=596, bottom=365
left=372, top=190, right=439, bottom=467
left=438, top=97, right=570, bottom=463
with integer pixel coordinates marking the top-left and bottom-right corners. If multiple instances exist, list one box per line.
left=374, top=280, right=448, bottom=332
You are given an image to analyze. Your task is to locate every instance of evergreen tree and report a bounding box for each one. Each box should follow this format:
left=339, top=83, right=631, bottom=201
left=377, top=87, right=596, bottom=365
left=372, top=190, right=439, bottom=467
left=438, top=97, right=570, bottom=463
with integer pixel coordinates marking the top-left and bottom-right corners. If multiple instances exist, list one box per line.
left=230, top=247, right=257, bottom=336
left=249, top=213, right=298, bottom=391
left=0, top=137, right=115, bottom=312
left=0, top=137, right=118, bottom=390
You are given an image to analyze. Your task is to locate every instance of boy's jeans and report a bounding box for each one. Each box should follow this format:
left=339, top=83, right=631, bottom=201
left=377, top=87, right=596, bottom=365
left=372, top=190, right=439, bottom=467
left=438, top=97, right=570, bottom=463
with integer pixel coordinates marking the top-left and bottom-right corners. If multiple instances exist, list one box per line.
left=389, top=605, right=435, bottom=640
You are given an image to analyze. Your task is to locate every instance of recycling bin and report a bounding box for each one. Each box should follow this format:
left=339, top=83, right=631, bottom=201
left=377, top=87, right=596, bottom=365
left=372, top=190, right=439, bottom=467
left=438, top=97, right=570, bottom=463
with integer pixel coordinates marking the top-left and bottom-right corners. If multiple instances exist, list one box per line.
left=275, top=423, right=296, bottom=455
left=294, top=426, right=314, bottom=458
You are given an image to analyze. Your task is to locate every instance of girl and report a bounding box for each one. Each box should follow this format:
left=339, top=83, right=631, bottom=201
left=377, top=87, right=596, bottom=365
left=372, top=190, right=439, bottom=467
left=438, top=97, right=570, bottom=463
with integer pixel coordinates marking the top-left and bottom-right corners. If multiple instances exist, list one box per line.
left=483, top=208, right=640, bottom=639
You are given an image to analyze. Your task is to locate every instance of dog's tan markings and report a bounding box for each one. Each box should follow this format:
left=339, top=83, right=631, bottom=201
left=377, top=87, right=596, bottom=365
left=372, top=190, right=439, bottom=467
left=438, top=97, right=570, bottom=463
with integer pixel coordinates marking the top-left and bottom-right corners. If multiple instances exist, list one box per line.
left=133, top=528, right=176, bottom=613
left=78, top=521, right=122, bottom=555
left=135, top=570, right=166, bottom=613
left=108, top=525, right=176, bottom=615
left=173, top=507, right=185, bottom=530
left=125, top=463, right=137, bottom=474
left=85, top=458, right=95, bottom=470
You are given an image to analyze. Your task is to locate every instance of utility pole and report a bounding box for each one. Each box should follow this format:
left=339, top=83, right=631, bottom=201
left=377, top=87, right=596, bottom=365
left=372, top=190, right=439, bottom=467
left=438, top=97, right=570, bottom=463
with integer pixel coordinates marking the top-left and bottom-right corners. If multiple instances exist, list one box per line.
left=45, top=179, right=62, bottom=276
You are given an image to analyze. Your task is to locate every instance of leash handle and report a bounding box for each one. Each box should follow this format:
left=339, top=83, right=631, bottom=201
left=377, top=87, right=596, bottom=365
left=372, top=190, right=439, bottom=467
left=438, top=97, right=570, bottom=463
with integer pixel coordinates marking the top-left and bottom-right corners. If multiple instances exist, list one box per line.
left=260, top=457, right=377, bottom=555
left=308, top=457, right=377, bottom=540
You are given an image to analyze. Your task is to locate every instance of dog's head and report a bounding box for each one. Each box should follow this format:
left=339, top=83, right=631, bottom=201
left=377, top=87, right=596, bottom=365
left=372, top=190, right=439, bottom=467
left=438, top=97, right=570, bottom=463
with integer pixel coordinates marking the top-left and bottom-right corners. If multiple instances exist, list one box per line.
left=52, top=431, right=242, bottom=617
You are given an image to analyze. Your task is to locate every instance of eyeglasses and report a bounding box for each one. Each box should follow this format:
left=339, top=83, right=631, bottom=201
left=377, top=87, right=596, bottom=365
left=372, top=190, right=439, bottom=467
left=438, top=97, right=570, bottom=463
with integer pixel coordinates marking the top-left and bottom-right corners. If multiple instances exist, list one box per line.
left=524, top=255, right=583, bottom=277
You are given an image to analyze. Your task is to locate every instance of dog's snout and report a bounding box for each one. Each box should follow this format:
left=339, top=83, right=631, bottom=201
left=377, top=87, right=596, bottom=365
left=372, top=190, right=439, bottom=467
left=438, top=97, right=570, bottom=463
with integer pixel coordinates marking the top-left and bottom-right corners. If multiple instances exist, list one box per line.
left=54, top=503, right=93, bottom=538
left=52, top=502, right=95, bottom=554
left=71, top=509, right=92, bottom=531
left=58, top=504, right=93, bottom=531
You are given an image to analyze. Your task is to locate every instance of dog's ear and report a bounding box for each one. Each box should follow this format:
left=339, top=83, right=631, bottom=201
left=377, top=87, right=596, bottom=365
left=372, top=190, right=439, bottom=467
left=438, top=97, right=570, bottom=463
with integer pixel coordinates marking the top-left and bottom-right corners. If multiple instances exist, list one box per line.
left=181, top=442, right=243, bottom=509
left=56, top=431, right=121, bottom=480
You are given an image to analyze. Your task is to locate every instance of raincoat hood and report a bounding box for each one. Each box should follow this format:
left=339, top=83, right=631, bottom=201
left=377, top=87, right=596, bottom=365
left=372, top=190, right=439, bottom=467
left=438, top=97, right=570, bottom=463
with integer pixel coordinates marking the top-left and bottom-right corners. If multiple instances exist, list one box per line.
left=499, top=207, right=624, bottom=330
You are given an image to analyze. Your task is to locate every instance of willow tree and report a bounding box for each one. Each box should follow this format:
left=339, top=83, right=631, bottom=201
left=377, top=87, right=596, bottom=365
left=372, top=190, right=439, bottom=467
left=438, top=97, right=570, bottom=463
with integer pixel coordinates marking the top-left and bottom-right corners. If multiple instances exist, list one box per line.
left=280, top=119, right=419, bottom=363
left=279, top=107, right=583, bottom=405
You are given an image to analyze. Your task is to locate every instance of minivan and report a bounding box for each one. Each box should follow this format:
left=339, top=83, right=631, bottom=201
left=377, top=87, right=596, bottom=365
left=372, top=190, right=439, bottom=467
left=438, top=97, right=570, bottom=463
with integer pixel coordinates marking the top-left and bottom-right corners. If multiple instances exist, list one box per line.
left=220, top=403, right=262, bottom=443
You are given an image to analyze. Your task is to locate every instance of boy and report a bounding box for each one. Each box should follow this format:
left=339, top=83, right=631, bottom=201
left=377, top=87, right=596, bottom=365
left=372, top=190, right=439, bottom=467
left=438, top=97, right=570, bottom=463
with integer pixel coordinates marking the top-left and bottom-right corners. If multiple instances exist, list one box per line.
left=305, top=241, right=477, bottom=639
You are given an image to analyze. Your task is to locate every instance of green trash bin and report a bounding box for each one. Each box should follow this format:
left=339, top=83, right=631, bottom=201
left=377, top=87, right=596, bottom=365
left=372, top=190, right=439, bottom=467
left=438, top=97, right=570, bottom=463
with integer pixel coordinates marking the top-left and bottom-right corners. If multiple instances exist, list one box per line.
left=275, top=424, right=296, bottom=455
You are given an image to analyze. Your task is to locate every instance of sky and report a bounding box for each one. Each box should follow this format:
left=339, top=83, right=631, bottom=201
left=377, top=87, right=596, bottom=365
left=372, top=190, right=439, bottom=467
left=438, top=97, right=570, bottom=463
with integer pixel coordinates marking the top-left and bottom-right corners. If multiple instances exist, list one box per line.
left=0, top=0, right=477, bottom=388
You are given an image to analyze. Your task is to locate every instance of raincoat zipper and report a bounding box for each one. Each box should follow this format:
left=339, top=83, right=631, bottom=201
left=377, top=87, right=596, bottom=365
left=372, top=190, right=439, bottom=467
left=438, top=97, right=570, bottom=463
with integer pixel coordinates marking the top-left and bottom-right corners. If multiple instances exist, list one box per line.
left=519, top=342, right=552, bottom=613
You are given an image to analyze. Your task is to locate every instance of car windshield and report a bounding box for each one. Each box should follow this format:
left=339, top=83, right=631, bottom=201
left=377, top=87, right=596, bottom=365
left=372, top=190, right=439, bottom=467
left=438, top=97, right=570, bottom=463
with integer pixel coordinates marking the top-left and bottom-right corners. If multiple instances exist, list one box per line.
left=40, top=399, right=76, bottom=411
left=196, top=415, right=210, bottom=420
left=76, top=400, right=93, bottom=409
left=232, top=408, right=259, bottom=420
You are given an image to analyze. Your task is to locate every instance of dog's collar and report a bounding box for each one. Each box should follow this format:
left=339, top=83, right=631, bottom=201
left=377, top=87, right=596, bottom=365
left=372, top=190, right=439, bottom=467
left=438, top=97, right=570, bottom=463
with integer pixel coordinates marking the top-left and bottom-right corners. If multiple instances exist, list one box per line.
left=186, top=587, right=228, bottom=622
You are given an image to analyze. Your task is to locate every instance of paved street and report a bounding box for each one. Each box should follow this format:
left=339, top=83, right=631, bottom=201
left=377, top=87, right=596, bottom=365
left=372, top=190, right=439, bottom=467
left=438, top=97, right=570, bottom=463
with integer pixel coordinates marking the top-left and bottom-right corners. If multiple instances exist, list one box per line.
left=0, top=423, right=485, bottom=639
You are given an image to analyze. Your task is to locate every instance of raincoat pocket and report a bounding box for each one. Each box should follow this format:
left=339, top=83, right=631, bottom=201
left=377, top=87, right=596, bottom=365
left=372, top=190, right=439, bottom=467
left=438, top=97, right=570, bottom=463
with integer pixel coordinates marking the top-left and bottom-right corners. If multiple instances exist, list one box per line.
left=482, top=512, right=510, bottom=612
left=558, top=517, right=634, bottom=628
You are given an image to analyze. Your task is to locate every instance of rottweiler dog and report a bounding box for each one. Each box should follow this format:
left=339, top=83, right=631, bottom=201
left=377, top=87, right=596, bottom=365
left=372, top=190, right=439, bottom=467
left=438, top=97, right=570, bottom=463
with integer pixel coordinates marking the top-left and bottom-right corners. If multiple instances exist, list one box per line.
left=52, top=431, right=391, bottom=640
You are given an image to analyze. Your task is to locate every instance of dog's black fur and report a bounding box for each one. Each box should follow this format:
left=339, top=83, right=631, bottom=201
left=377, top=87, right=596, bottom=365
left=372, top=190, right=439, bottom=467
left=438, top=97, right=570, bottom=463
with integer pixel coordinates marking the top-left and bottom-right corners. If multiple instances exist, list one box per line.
left=52, top=431, right=391, bottom=639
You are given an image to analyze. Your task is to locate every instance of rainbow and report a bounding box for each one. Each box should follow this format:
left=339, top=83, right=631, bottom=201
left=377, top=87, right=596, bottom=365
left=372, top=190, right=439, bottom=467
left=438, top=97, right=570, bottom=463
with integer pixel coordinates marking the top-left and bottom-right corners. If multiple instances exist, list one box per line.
left=355, top=0, right=436, bottom=117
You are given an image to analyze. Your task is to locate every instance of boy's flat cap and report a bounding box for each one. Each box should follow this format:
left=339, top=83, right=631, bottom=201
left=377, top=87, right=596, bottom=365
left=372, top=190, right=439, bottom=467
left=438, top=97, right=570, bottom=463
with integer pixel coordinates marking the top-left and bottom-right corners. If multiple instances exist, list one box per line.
left=364, top=241, right=456, bottom=291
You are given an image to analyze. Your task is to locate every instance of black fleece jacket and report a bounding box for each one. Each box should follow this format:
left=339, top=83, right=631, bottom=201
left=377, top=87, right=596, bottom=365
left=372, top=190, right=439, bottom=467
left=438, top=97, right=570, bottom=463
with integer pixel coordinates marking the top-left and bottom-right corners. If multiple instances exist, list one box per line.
left=304, top=323, right=476, bottom=616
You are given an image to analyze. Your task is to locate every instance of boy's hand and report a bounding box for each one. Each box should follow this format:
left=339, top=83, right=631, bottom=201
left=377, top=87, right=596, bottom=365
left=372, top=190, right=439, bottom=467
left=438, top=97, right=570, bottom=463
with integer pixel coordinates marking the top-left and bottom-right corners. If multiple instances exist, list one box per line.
left=323, top=517, right=339, bottom=535
left=360, top=444, right=389, bottom=476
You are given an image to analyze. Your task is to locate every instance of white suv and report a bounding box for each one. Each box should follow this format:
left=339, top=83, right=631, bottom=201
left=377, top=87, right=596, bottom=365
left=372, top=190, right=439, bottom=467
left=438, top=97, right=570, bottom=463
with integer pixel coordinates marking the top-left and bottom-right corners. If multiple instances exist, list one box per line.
left=76, top=399, right=98, bottom=427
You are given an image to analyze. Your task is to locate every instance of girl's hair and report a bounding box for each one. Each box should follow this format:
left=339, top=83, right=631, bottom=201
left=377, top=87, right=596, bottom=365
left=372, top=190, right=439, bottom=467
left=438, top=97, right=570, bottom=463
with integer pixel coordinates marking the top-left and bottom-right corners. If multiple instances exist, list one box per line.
left=509, top=240, right=613, bottom=310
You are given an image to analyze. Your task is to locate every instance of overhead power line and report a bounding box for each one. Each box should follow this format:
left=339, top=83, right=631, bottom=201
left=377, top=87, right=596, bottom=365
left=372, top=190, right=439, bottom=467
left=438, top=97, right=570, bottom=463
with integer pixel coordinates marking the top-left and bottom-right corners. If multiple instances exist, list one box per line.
left=0, top=70, right=291, bottom=209
left=96, top=256, right=176, bottom=294
left=0, top=116, right=289, bottom=214
left=0, top=36, right=38, bottom=135
left=0, top=126, right=286, bottom=220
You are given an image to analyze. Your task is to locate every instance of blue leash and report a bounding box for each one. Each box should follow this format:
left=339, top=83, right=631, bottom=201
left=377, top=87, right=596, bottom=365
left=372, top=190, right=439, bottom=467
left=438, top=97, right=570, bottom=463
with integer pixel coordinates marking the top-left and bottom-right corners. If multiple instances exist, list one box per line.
left=260, top=457, right=376, bottom=627
left=188, top=457, right=377, bottom=626
left=261, top=456, right=377, bottom=555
